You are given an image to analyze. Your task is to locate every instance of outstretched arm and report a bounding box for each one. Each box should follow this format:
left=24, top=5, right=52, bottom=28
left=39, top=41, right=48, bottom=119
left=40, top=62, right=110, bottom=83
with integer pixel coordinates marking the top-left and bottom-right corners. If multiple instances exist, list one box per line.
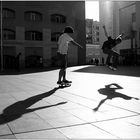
left=103, top=25, right=108, bottom=38
left=116, top=33, right=124, bottom=40
left=71, top=40, right=83, bottom=48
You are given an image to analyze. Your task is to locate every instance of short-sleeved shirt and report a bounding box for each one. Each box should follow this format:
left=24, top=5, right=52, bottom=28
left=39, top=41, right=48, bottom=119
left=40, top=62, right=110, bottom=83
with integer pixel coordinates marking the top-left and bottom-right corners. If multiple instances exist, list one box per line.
left=57, top=33, right=73, bottom=55
left=102, top=36, right=116, bottom=50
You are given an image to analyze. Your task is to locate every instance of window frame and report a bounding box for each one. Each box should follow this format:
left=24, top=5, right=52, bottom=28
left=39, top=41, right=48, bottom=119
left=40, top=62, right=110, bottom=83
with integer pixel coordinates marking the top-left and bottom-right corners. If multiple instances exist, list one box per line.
left=2, top=8, right=15, bottom=19
left=50, top=14, right=66, bottom=24
left=25, top=30, right=43, bottom=41
left=24, top=11, right=43, bottom=22
left=2, top=28, right=16, bottom=40
left=51, top=32, right=62, bottom=42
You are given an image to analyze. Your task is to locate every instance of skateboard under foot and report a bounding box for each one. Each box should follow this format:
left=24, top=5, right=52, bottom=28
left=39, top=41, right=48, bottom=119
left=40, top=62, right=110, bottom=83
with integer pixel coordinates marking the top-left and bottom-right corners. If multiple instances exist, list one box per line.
left=57, top=82, right=71, bottom=88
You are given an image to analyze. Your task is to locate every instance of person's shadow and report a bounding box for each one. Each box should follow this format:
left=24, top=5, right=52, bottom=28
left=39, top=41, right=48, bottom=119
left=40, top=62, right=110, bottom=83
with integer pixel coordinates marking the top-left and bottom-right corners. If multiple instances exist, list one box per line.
left=0, top=87, right=67, bottom=125
left=93, top=83, right=139, bottom=111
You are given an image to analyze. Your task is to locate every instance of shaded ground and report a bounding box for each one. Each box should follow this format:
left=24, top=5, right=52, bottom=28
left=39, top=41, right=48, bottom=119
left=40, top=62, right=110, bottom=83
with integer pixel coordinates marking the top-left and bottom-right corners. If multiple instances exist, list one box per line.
left=73, top=65, right=140, bottom=77
left=0, top=67, right=59, bottom=75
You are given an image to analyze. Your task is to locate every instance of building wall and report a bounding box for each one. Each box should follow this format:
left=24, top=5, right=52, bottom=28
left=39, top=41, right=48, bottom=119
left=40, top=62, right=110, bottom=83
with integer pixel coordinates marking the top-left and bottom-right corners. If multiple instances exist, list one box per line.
left=1, top=1, right=86, bottom=69
left=136, top=1, right=140, bottom=50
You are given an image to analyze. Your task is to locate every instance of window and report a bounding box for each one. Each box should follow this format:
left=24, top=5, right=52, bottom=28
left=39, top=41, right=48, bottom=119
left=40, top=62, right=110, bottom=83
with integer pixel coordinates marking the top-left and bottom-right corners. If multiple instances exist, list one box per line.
left=51, top=32, right=62, bottom=42
left=25, top=31, right=42, bottom=41
left=24, top=11, right=42, bottom=21
left=2, top=8, right=15, bottom=19
left=96, top=26, right=99, bottom=30
left=51, top=14, right=66, bottom=23
left=2, top=29, right=15, bottom=40
left=96, top=32, right=99, bottom=35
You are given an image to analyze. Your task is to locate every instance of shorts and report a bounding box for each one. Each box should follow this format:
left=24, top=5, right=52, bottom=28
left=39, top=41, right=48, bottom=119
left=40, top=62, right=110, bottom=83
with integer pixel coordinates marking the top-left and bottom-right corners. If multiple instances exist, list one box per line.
left=57, top=52, right=67, bottom=69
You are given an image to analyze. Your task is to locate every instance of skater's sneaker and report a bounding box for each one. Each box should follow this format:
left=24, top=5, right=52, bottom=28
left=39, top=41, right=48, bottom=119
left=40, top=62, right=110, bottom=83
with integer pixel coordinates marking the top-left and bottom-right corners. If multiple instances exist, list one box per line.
left=112, top=67, right=117, bottom=71
left=57, top=81, right=62, bottom=85
left=63, top=80, right=72, bottom=83
left=109, top=66, right=113, bottom=70
left=106, top=64, right=111, bottom=68
left=109, top=66, right=117, bottom=71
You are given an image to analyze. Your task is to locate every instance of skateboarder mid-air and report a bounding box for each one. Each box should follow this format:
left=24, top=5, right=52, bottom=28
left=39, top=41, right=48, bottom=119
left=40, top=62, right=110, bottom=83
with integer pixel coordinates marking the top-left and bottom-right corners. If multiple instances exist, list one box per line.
left=57, top=26, right=82, bottom=86
left=102, top=25, right=123, bottom=70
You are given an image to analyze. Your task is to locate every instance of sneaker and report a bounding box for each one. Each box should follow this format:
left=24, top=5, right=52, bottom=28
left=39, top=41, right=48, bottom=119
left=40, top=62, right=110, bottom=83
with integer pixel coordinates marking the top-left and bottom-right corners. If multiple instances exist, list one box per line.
left=109, top=66, right=113, bottom=70
left=106, top=64, right=112, bottom=68
left=112, top=67, right=117, bottom=71
left=57, top=81, right=62, bottom=84
left=63, top=80, right=72, bottom=83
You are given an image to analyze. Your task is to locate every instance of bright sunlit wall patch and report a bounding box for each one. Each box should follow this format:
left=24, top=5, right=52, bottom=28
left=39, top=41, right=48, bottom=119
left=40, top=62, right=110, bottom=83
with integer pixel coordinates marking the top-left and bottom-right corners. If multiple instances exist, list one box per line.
left=85, top=0, right=99, bottom=21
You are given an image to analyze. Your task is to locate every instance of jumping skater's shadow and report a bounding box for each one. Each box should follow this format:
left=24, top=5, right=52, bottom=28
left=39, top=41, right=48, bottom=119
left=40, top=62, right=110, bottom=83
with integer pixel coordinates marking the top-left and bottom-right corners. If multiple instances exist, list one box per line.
left=93, top=83, right=139, bottom=111
left=0, top=87, right=67, bottom=125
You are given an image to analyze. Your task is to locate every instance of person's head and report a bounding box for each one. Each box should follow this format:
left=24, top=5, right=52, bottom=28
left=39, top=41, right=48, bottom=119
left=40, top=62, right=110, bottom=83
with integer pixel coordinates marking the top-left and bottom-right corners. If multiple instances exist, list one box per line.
left=115, top=37, right=122, bottom=45
left=63, top=26, right=74, bottom=34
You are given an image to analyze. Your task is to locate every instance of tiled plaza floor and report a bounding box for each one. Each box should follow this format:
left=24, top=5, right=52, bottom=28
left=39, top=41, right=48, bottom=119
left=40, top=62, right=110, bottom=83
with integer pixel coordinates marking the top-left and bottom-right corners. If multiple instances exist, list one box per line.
left=0, top=65, right=140, bottom=139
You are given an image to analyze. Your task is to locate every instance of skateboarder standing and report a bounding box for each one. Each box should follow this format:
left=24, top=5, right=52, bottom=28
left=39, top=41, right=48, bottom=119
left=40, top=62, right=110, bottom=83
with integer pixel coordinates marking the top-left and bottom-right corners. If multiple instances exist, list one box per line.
left=57, top=26, right=82, bottom=85
left=102, top=25, right=123, bottom=70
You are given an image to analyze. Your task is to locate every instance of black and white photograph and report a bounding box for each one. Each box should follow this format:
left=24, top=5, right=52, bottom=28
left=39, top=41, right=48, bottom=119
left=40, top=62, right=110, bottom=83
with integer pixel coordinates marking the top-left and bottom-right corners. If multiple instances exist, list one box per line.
left=0, top=0, right=140, bottom=139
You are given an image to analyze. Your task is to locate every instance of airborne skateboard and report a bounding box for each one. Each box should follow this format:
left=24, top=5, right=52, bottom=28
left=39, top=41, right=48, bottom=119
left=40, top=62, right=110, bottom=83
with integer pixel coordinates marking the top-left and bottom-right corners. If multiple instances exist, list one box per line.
left=106, top=65, right=117, bottom=71
left=108, top=66, right=117, bottom=71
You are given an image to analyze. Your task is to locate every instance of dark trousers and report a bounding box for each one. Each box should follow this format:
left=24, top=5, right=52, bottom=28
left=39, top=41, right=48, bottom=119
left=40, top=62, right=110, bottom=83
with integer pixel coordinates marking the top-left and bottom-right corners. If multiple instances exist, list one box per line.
left=57, top=52, right=67, bottom=69
left=103, top=48, right=119, bottom=68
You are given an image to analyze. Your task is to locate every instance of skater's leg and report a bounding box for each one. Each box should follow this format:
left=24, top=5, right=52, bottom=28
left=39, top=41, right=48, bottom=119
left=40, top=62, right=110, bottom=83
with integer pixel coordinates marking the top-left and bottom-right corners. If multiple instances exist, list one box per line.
left=103, top=48, right=112, bottom=66
left=63, top=69, right=66, bottom=81
left=57, top=54, right=68, bottom=83
left=112, top=51, right=119, bottom=69
left=57, top=68, right=64, bottom=84
left=106, top=55, right=111, bottom=66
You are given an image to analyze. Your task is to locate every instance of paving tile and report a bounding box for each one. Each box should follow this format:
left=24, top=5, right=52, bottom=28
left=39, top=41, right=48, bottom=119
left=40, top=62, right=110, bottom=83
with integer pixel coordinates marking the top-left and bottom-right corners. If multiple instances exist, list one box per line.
left=93, top=118, right=140, bottom=139
left=47, top=115, right=86, bottom=128
left=8, top=113, right=53, bottom=133
left=122, top=115, right=140, bottom=126
left=0, top=123, right=12, bottom=135
left=56, top=91, right=98, bottom=109
left=15, top=129, right=68, bottom=139
left=43, top=94, right=68, bottom=105
left=109, top=98, right=140, bottom=114
left=66, top=108, right=104, bottom=122
left=9, top=91, right=32, bottom=101
left=58, top=124, right=118, bottom=139
left=35, top=107, right=73, bottom=121
left=100, top=107, right=137, bottom=120
left=57, top=101, right=88, bottom=110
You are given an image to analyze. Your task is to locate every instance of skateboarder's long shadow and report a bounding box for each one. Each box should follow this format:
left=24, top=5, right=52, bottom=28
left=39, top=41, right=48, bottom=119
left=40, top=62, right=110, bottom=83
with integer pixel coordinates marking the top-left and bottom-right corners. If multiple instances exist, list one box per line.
left=0, top=87, right=67, bottom=125
left=93, top=83, right=139, bottom=111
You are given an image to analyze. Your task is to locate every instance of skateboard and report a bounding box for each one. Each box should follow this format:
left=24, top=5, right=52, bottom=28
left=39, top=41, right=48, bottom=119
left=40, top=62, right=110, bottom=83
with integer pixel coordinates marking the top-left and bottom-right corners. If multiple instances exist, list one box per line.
left=106, top=65, right=117, bottom=71
left=108, top=66, right=117, bottom=71
left=57, top=82, right=71, bottom=88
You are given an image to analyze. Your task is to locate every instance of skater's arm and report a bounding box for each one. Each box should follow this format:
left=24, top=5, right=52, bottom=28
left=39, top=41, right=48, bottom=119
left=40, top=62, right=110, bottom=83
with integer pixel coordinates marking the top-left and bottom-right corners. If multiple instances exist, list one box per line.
left=116, top=33, right=124, bottom=40
left=103, top=25, right=109, bottom=38
left=71, top=40, right=83, bottom=48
